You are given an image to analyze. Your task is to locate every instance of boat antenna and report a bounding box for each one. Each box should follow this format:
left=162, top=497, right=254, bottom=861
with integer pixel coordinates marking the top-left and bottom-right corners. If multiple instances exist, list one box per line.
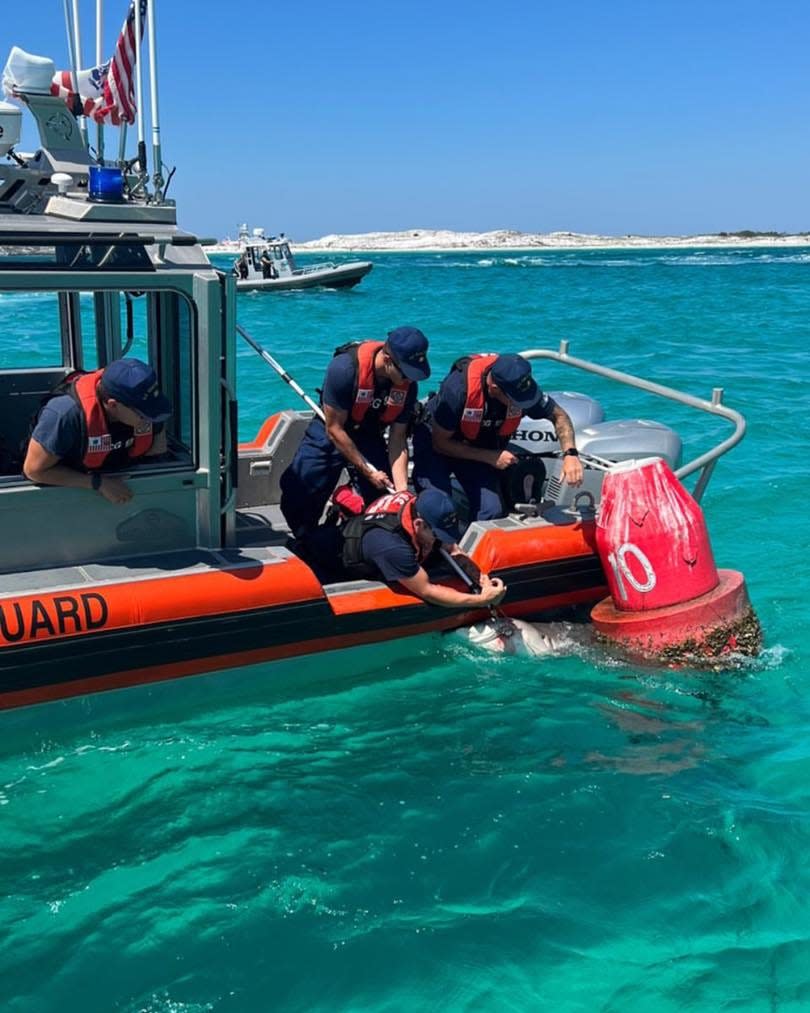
left=235, top=324, right=510, bottom=621
left=63, top=0, right=88, bottom=146
left=95, top=0, right=105, bottom=160
left=134, top=0, right=148, bottom=190
left=146, top=0, right=164, bottom=201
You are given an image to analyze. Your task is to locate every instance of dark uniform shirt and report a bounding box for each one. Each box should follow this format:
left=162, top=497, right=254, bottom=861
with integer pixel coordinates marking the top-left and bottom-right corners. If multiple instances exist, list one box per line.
left=360, top=527, right=420, bottom=582
left=429, top=368, right=558, bottom=450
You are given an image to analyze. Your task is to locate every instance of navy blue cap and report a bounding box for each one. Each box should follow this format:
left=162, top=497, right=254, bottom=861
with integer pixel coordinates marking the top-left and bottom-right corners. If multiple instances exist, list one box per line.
left=102, top=358, right=172, bottom=422
left=490, top=354, right=541, bottom=409
left=386, top=326, right=430, bottom=382
left=415, top=488, right=462, bottom=545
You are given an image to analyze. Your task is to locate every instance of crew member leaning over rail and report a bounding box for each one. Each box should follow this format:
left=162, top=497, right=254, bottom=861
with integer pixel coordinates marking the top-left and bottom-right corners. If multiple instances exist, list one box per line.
left=300, top=488, right=506, bottom=609
left=23, top=358, right=172, bottom=505
left=279, top=326, right=431, bottom=538
left=412, top=352, right=584, bottom=520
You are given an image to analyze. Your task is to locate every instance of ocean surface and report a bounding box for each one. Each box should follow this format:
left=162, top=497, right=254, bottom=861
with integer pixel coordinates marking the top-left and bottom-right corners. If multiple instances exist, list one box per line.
left=2, top=246, right=809, bottom=1012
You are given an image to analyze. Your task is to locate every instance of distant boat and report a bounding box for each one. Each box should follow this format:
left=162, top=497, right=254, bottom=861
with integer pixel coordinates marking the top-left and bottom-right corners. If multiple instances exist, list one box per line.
left=231, top=225, right=373, bottom=292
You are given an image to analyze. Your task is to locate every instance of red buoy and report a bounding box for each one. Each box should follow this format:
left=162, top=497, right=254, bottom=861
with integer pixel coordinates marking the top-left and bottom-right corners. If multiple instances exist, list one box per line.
left=590, top=458, right=761, bottom=664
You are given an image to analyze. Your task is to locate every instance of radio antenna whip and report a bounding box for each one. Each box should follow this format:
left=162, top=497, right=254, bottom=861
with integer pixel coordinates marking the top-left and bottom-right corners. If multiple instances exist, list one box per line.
left=134, top=0, right=148, bottom=191
left=95, top=0, right=104, bottom=160
left=146, top=0, right=164, bottom=200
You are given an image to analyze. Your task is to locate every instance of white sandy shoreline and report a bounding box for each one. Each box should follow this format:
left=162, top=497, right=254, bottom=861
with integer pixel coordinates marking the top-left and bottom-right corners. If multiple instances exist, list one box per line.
left=206, top=228, right=810, bottom=255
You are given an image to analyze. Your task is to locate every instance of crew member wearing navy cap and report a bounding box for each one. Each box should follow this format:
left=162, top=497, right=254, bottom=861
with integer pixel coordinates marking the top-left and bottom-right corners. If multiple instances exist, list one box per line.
left=280, top=326, right=431, bottom=537
left=413, top=353, right=583, bottom=520
left=23, top=357, right=172, bottom=505
left=311, top=487, right=506, bottom=608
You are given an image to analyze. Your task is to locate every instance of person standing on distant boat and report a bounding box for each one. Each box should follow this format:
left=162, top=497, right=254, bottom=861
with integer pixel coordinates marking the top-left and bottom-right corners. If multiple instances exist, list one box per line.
left=260, top=247, right=277, bottom=279
left=412, top=353, right=583, bottom=520
left=23, top=358, right=172, bottom=505
left=279, top=327, right=431, bottom=537
left=233, top=253, right=249, bottom=280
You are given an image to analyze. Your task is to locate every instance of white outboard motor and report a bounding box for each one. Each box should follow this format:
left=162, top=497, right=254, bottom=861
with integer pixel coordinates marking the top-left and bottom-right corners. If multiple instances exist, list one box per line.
left=503, top=390, right=682, bottom=514
left=510, top=391, right=605, bottom=454
left=0, top=100, right=22, bottom=157
left=509, top=391, right=681, bottom=468
left=577, top=419, right=682, bottom=470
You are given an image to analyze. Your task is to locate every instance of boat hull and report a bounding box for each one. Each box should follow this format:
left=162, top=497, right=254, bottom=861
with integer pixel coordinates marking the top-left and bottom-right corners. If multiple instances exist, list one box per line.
left=236, top=261, right=372, bottom=292
left=0, top=526, right=605, bottom=710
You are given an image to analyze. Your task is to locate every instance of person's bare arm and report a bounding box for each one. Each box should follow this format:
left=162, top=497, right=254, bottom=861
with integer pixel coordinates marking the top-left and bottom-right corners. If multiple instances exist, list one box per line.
left=23, top=439, right=132, bottom=504
left=388, top=423, right=409, bottom=491
left=550, top=405, right=584, bottom=486
left=24, top=439, right=93, bottom=490
left=143, top=427, right=168, bottom=456
left=398, top=567, right=505, bottom=608
left=431, top=422, right=516, bottom=470
left=324, top=404, right=390, bottom=490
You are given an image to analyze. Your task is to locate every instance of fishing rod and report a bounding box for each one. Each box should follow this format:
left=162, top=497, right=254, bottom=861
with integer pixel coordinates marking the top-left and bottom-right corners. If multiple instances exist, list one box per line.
left=236, top=324, right=510, bottom=619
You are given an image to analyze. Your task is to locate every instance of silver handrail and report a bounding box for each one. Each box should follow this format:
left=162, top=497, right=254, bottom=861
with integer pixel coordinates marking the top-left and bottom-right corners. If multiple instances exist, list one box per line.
left=519, top=340, right=747, bottom=503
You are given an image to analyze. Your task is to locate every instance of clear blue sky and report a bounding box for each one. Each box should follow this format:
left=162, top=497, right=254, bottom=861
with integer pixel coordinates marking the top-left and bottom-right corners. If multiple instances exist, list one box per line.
left=4, top=0, right=809, bottom=239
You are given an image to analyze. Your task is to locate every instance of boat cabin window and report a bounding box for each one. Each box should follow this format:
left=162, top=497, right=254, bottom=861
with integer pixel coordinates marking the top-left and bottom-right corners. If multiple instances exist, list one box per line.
left=0, top=286, right=196, bottom=479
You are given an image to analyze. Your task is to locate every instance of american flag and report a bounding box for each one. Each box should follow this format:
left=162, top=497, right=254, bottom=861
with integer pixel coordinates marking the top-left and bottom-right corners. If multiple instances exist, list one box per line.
left=50, top=0, right=147, bottom=126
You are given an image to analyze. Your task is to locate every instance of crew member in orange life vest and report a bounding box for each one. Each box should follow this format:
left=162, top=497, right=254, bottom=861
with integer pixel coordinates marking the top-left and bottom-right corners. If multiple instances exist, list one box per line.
left=279, top=326, right=430, bottom=537
left=23, top=358, right=172, bottom=506
left=312, top=487, right=506, bottom=608
left=412, top=353, right=584, bottom=521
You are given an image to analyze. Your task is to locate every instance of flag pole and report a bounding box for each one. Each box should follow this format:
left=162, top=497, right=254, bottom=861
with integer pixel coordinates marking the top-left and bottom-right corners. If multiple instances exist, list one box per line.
left=70, top=0, right=89, bottom=145
left=96, top=0, right=104, bottom=160
left=146, top=0, right=164, bottom=200
left=134, top=0, right=148, bottom=190
left=63, top=0, right=88, bottom=146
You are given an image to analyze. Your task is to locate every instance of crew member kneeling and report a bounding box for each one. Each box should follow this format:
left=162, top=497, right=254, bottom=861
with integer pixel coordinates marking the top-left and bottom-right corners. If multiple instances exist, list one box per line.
left=280, top=326, right=430, bottom=537
left=413, top=353, right=584, bottom=520
left=338, top=488, right=506, bottom=608
left=23, top=358, right=172, bottom=505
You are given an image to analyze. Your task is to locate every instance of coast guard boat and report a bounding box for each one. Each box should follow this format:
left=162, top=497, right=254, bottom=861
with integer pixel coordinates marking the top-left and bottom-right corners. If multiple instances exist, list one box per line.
left=231, top=225, right=373, bottom=292
left=0, top=43, right=748, bottom=711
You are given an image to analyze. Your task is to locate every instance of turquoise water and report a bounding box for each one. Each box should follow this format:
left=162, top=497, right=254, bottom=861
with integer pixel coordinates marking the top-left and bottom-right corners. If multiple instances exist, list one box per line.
left=2, top=247, right=809, bottom=1011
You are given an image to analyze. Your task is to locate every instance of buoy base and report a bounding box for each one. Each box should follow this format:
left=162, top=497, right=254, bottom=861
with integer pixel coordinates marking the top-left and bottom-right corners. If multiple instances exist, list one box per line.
left=590, top=569, right=762, bottom=668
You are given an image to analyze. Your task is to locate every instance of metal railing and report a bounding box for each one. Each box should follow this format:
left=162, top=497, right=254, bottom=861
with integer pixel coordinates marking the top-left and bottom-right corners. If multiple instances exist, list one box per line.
left=520, top=340, right=747, bottom=503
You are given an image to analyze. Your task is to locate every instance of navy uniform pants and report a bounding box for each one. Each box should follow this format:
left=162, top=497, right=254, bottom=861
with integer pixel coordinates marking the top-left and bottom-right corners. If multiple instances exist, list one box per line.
left=279, top=418, right=390, bottom=536
left=411, top=423, right=505, bottom=521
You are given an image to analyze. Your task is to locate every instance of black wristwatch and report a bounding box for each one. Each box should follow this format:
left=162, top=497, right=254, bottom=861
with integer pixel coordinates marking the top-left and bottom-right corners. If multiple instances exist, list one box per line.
left=563, top=448, right=579, bottom=458
left=91, top=472, right=102, bottom=491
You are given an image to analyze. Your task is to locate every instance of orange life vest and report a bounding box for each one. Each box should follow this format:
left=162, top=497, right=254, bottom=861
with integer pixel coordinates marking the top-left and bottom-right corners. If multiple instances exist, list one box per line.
left=458, top=354, right=523, bottom=442
left=341, top=490, right=422, bottom=576
left=348, top=341, right=412, bottom=427
left=70, top=369, right=154, bottom=470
